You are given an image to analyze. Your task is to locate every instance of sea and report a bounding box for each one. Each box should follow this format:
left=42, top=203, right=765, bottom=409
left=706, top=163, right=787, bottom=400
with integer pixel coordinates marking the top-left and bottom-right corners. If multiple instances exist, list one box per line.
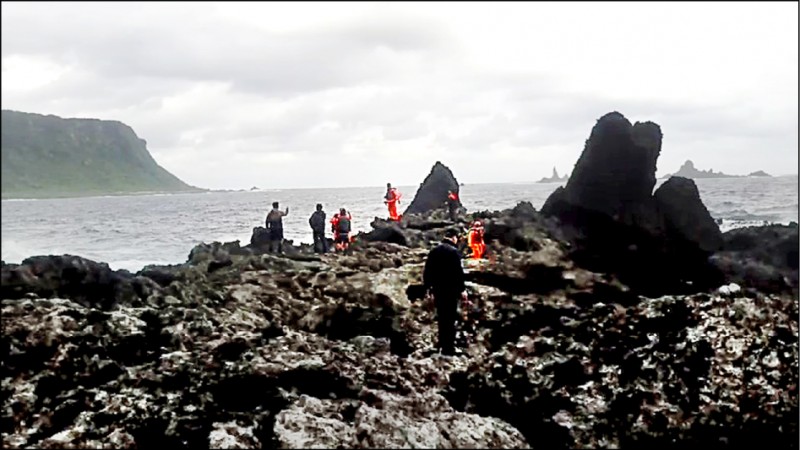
left=2, top=176, right=797, bottom=273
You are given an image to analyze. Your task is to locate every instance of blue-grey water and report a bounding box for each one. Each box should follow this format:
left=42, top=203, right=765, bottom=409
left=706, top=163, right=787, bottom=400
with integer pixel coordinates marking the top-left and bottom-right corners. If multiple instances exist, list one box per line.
left=2, top=177, right=797, bottom=272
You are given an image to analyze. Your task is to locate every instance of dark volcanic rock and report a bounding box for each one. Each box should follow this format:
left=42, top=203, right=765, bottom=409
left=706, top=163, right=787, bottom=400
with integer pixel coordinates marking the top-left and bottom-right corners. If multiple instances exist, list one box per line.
left=0, top=255, right=144, bottom=310
left=250, top=226, right=272, bottom=249
left=710, top=223, right=799, bottom=294
left=443, top=293, right=799, bottom=448
left=654, top=176, right=723, bottom=253
left=404, top=161, right=462, bottom=215
left=482, top=202, right=563, bottom=253
left=540, top=112, right=723, bottom=296
left=543, top=112, right=662, bottom=218
left=360, top=222, right=409, bottom=247
left=2, top=223, right=797, bottom=448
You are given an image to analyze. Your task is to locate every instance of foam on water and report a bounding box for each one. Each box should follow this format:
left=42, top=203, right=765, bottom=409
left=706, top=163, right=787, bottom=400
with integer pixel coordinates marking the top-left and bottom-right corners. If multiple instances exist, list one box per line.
left=108, top=259, right=177, bottom=272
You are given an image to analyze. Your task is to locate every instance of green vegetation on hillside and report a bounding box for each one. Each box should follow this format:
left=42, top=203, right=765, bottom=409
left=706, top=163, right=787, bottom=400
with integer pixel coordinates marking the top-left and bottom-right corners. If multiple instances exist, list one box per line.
left=1, top=110, right=202, bottom=199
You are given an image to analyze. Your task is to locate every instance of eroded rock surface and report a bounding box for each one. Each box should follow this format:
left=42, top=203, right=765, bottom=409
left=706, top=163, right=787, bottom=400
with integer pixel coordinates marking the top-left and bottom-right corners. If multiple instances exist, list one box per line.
left=3, top=222, right=796, bottom=448
left=540, top=112, right=727, bottom=296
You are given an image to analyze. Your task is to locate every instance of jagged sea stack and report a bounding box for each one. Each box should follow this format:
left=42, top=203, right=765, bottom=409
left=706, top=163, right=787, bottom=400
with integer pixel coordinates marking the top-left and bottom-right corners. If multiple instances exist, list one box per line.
left=542, top=111, right=662, bottom=219
left=540, top=112, right=723, bottom=295
left=404, top=161, right=463, bottom=215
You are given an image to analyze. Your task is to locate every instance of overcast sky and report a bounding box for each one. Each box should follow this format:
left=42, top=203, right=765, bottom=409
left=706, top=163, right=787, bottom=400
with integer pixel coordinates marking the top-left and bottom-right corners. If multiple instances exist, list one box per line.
left=2, top=2, right=797, bottom=190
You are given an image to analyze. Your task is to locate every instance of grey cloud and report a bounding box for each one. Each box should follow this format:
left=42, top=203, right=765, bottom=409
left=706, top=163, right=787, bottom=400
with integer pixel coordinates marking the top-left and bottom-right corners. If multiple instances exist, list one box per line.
left=2, top=3, right=795, bottom=188
left=2, top=3, right=458, bottom=98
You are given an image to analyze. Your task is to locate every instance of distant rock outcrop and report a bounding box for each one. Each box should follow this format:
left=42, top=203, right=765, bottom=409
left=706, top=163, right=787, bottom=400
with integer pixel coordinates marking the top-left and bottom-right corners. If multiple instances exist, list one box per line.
left=541, top=112, right=723, bottom=295
left=404, top=162, right=463, bottom=215
left=537, top=167, right=568, bottom=183
left=665, top=160, right=738, bottom=179
left=663, top=160, right=772, bottom=179
left=1, top=110, right=202, bottom=199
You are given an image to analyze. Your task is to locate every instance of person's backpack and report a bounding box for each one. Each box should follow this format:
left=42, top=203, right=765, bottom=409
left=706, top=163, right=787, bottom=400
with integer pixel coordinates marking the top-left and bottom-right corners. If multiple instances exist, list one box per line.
left=309, top=211, right=325, bottom=230
left=337, top=215, right=351, bottom=234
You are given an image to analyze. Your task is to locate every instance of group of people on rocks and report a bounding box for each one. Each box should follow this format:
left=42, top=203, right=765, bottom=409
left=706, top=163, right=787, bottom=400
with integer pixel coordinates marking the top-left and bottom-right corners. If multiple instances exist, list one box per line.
left=264, top=184, right=488, bottom=357
left=263, top=183, right=487, bottom=260
left=265, top=202, right=354, bottom=255
left=308, top=203, right=353, bottom=254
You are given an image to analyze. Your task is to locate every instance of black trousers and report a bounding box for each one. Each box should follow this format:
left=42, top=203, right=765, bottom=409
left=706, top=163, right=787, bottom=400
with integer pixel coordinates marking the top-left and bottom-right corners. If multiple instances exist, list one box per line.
left=448, top=204, right=458, bottom=221
left=269, top=229, right=284, bottom=254
left=312, top=231, right=328, bottom=253
left=434, top=292, right=459, bottom=355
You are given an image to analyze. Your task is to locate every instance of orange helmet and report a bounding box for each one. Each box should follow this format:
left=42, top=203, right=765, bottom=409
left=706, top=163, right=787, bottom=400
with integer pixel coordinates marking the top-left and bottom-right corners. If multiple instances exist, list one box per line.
left=472, top=219, right=483, bottom=228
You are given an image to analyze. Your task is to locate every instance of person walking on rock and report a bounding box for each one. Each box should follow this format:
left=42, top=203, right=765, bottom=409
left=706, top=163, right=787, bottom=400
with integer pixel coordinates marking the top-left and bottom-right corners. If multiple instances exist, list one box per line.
left=308, top=203, right=328, bottom=254
left=384, top=183, right=402, bottom=221
left=423, top=228, right=466, bottom=356
left=265, top=201, right=289, bottom=254
left=467, top=219, right=486, bottom=259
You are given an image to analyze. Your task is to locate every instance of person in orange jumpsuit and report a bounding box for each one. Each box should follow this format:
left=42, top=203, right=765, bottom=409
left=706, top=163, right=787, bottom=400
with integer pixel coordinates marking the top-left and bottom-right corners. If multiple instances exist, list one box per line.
left=467, top=219, right=486, bottom=259
left=384, top=183, right=402, bottom=221
left=330, top=208, right=353, bottom=253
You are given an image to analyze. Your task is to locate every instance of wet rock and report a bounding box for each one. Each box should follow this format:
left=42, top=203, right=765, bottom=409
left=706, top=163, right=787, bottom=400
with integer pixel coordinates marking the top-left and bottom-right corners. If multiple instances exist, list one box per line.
left=540, top=112, right=722, bottom=296
left=404, top=161, right=462, bottom=215
left=654, top=176, right=723, bottom=253
left=249, top=226, right=271, bottom=249
left=0, top=256, right=143, bottom=310
left=137, top=265, right=180, bottom=287
left=710, top=223, right=799, bottom=294
left=482, top=202, right=564, bottom=253
left=360, top=222, right=409, bottom=247
left=207, top=257, right=233, bottom=273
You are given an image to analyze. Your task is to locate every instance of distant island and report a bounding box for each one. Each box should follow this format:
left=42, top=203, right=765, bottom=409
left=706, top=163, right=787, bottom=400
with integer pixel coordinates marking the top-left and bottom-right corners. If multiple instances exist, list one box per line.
left=537, top=167, right=569, bottom=183
left=662, top=160, right=772, bottom=179
left=1, top=110, right=204, bottom=199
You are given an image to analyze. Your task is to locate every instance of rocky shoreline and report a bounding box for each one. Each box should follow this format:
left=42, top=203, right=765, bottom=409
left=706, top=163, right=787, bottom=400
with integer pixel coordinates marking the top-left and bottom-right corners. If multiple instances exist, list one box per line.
left=2, top=112, right=797, bottom=448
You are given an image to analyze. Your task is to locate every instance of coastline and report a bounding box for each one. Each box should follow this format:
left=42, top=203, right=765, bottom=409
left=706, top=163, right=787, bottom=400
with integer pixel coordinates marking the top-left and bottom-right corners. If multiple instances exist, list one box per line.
left=2, top=206, right=797, bottom=448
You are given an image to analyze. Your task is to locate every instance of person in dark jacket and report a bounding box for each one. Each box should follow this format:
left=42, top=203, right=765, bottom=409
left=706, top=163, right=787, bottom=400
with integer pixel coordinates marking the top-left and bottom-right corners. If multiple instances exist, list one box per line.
left=265, top=201, right=289, bottom=254
left=330, top=208, right=352, bottom=253
left=423, top=228, right=466, bottom=356
left=308, top=203, right=328, bottom=254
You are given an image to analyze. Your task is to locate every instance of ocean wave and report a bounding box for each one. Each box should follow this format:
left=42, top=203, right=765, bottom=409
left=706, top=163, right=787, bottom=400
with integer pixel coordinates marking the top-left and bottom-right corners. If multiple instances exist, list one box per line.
left=108, top=259, right=175, bottom=273
left=1, top=198, right=40, bottom=203
left=0, top=239, right=53, bottom=264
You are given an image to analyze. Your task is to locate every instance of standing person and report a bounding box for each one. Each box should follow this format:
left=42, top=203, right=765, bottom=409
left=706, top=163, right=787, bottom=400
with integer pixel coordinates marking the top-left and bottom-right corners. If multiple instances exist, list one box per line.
left=467, top=219, right=486, bottom=259
left=330, top=208, right=352, bottom=253
left=308, top=203, right=328, bottom=254
left=265, top=201, right=289, bottom=254
left=384, top=183, right=402, bottom=221
left=446, top=190, right=460, bottom=221
left=423, top=228, right=466, bottom=356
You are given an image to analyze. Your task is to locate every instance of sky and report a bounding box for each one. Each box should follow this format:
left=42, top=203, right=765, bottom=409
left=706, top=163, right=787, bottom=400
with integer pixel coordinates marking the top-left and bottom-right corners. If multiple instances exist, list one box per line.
left=1, top=2, right=797, bottom=190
